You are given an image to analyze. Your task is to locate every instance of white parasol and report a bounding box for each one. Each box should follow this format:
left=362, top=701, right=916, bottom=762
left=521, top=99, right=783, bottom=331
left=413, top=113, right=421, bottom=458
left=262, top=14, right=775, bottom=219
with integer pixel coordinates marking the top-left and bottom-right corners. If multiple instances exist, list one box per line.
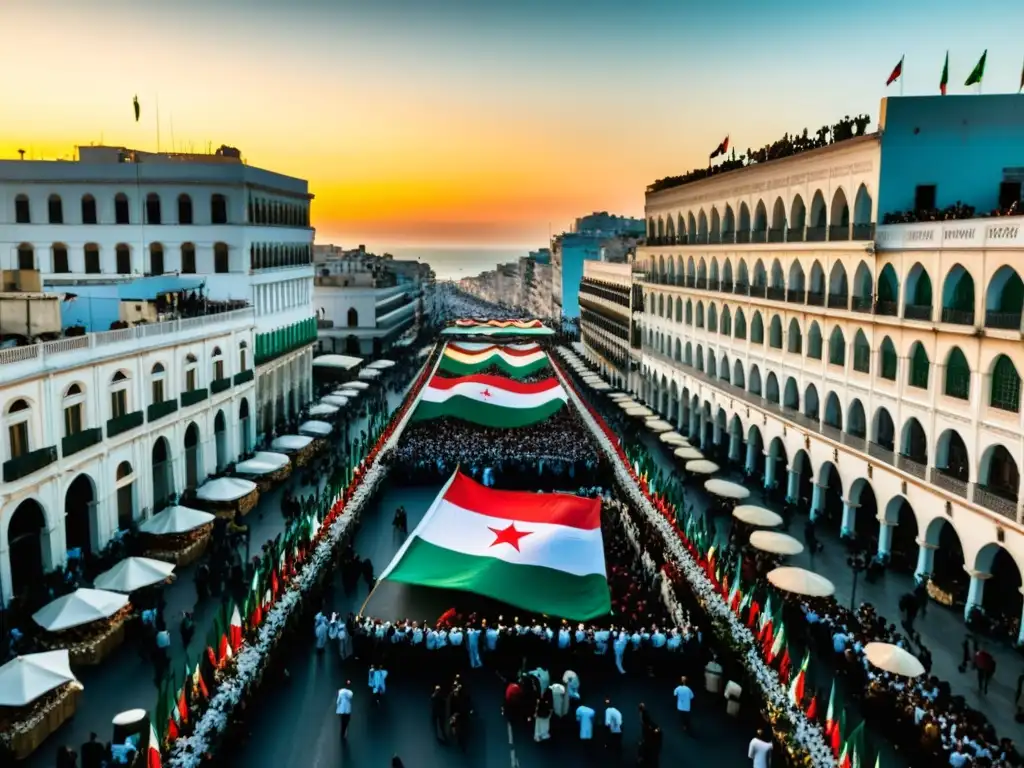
left=321, top=395, right=350, bottom=407
left=625, top=405, right=655, bottom=418
left=749, top=531, right=804, bottom=556
left=704, top=478, right=751, bottom=500
left=308, top=403, right=339, bottom=416
left=674, top=446, right=704, bottom=461
left=344, top=381, right=371, bottom=390
left=33, top=589, right=130, bottom=632
left=358, top=368, right=381, bottom=380
left=616, top=399, right=640, bottom=409
left=863, top=642, right=925, bottom=678
left=196, top=477, right=257, bottom=503
left=235, top=451, right=290, bottom=476
left=367, top=359, right=396, bottom=369
left=685, top=459, right=720, bottom=475
left=311, top=354, right=362, bottom=370
left=0, top=651, right=79, bottom=707
left=659, top=431, right=689, bottom=446
left=732, top=505, right=783, bottom=527
left=139, top=505, right=214, bottom=535
left=646, top=419, right=674, bottom=432
left=767, top=566, right=835, bottom=597
left=271, top=435, right=314, bottom=453
left=299, top=420, right=333, bottom=437
left=93, top=557, right=176, bottom=593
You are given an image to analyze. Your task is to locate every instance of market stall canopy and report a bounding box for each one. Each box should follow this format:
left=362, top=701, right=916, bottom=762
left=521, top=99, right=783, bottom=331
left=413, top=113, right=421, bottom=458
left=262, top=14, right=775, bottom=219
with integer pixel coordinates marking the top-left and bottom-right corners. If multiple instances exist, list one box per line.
left=591, top=382, right=611, bottom=391
left=93, top=556, right=175, bottom=593
left=767, top=566, right=835, bottom=598
left=299, top=421, right=333, bottom=437
left=336, top=389, right=363, bottom=399
left=312, top=354, right=363, bottom=371
left=625, top=405, right=655, bottom=418
left=732, top=505, right=783, bottom=528
left=139, top=505, right=215, bottom=535
left=749, top=531, right=804, bottom=556
left=685, top=459, right=720, bottom=475
left=674, top=446, right=704, bottom=461
left=659, top=432, right=689, bottom=446
left=196, top=477, right=258, bottom=503
left=235, top=451, right=291, bottom=476
left=367, top=359, right=396, bottom=369
left=271, top=435, right=314, bottom=453
left=0, top=651, right=78, bottom=707
left=608, top=392, right=630, bottom=401
left=320, top=395, right=349, bottom=407
left=344, top=381, right=371, bottom=390
left=863, top=642, right=925, bottom=678
left=33, top=589, right=130, bottom=632
left=308, top=403, right=339, bottom=417
left=704, top=478, right=751, bottom=500
left=646, top=419, right=674, bottom=432
left=358, top=368, right=382, bottom=380
left=616, top=399, right=640, bottom=409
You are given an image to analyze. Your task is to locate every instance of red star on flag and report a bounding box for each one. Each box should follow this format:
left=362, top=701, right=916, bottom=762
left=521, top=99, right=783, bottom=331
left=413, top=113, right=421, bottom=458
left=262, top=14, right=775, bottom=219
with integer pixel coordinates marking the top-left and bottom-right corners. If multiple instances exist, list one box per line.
left=488, top=522, right=532, bottom=551
left=481, top=388, right=492, bottom=398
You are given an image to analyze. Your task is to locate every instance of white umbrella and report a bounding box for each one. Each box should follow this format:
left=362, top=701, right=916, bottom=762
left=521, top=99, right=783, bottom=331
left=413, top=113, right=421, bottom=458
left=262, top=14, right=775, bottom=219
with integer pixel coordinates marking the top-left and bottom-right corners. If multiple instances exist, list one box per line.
left=617, top=399, right=639, bottom=410
left=659, top=431, right=688, bottom=445
left=336, top=389, right=363, bottom=399
left=139, top=505, right=214, bottom=535
left=0, top=651, right=79, bottom=707
left=33, top=589, right=130, bottom=632
left=704, top=478, right=750, bottom=500
left=646, top=419, right=674, bottom=432
left=732, top=505, right=783, bottom=528
left=367, top=359, right=395, bottom=369
left=625, top=406, right=655, bottom=418
left=196, top=477, right=257, bottom=503
left=321, top=395, right=350, bottom=407
left=345, top=381, right=371, bottom=390
left=674, top=446, right=704, bottom=461
left=93, top=557, right=176, bottom=593
left=358, top=368, right=381, bottom=380
left=608, top=392, right=630, bottom=401
left=591, top=382, right=611, bottom=391
left=749, top=531, right=804, bottom=556
left=308, top=403, right=339, bottom=417
left=685, top=459, right=719, bottom=474
left=271, top=435, right=314, bottom=453
left=235, top=451, right=291, bottom=476
left=299, top=420, right=333, bottom=437
left=863, top=642, right=925, bottom=678
left=767, top=566, right=835, bottom=598
left=311, top=354, right=362, bottom=371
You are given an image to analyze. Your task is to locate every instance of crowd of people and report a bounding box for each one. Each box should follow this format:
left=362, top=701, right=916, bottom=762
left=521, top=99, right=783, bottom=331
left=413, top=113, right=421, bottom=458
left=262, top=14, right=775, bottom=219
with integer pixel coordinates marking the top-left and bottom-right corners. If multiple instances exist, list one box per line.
left=883, top=199, right=1023, bottom=224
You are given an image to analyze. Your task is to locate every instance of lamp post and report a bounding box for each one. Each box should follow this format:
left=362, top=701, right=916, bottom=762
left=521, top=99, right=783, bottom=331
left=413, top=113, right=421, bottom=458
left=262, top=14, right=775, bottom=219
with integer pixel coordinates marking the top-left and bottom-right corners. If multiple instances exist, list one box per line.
left=847, top=550, right=870, bottom=612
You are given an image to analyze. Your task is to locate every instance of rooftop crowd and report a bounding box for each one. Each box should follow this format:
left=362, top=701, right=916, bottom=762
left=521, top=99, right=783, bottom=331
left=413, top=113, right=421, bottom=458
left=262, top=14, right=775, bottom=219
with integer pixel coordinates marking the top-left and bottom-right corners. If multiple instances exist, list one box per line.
left=883, top=199, right=1022, bottom=224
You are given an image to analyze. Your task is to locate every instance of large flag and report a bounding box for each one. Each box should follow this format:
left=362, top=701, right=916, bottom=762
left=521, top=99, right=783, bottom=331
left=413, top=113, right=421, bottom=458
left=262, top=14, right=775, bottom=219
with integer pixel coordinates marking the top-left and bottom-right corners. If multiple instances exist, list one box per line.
left=455, top=319, right=543, bottom=329
left=380, top=471, right=611, bottom=619
left=440, top=343, right=551, bottom=378
left=413, top=373, right=567, bottom=428
left=964, top=50, right=987, bottom=86
left=940, top=51, right=949, bottom=95
left=886, top=56, right=904, bottom=86
left=709, top=135, right=730, bottom=160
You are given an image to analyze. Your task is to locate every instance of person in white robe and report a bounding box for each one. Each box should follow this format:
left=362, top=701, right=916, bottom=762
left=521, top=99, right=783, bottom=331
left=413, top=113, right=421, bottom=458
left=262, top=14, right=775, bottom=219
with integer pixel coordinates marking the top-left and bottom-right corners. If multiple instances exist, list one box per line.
left=467, top=626, right=482, bottom=668
left=337, top=621, right=353, bottom=660
left=613, top=630, right=628, bottom=674
left=550, top=682, right=569, bottom=717
left=528, top=666, right=550, bottom=692
left=534, top=692, right=553, bottom=742
left=575, top=703, right=595, bottom=740
left=369, top=664, right=388, bottom=704
left=563, top=669, right=580, bottom=700
left=315, top=618, right=329, bottom=651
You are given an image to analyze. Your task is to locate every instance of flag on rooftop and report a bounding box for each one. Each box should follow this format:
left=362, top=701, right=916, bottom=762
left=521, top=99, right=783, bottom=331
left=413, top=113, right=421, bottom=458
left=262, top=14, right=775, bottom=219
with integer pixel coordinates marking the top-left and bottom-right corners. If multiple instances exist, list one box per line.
left=709, top=135, right=730, bottom=160
left=940, top=51, right=949, bottom=95
left=379, top=471, right=611, bottom=620
left=965, top=50, right=987, bottom=86
left=886, top=56, right=904, bottom=86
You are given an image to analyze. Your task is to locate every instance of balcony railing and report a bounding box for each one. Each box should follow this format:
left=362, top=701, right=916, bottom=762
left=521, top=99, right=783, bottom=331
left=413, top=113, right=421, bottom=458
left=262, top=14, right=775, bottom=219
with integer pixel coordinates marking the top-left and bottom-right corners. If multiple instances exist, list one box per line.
left=904, top=304, right=932, bottom=321
left=768, top=228, right=785, bottom=243
left=734, top=282, right=749, bottom=295
left=211, top=377, right=232, bottom=394
left=829, top=225, right=851, bottom=241
left=3, top=446, right=58, bottom=483
left=972, top=485, right=1019, bottom=520
left=787, top=289, right=806, bottom=304
left=807, top=291, right=825, bottom=307
left=719, top=280, right=734, bottom=293
left=806, top=226, right=827, bottom=242
left=875, top=300, right=898, bottom=317
left=766, top=286, right=785, bottom=301
left=750, top=284, right=767, bottom=299
left=750, top=230, right=767, bottom=244
left=107, top=410, right=144, bottom=438
left=0, top=308, right=255, bottom=368
left=148, top=398, right=179, bottom=423
left=929, top=467, right=969, bottom=499
left=984, top=310, right=1021, bottom=330
left=736, top=231, right=751, bottom=244
left=62, top=427, right=102, bottom=458
left=695, top=278, right=707, bottom=290
left=181, top=388, right=209, bottom=408
left=827, top=293, right=848, bottom=309
left=851, top=295, right=873, bottom=313
left=940, top=308, right=975, bottom=326
left=234, top=369, right=255, bottom=385
left=708, top=233, right=721, bottom=245
left=852, top=223, right=875, bottom=240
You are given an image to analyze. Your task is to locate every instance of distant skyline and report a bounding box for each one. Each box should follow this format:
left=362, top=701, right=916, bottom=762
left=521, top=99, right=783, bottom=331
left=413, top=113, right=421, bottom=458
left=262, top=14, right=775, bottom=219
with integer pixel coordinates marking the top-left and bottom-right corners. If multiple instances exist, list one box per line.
left=2, top=0, right=1024, bottom=249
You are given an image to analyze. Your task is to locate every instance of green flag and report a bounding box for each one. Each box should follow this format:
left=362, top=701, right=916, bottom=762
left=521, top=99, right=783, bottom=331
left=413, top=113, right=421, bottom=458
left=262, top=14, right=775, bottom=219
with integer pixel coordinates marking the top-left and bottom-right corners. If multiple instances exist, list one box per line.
left=940, top=51, right=949, bottom=95
left=964, top=50, right=987, bottom=86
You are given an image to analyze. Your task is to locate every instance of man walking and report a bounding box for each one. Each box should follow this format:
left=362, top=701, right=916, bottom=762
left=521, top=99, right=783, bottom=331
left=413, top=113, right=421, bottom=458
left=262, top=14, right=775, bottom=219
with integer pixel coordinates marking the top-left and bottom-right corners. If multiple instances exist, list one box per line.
left=672, top=675, right=694, bottom=733
left=603, top=698, right=623, bottom=754
left=336, top=681, right=354, bottom=740
left=430, top=685, right=448, bottom=742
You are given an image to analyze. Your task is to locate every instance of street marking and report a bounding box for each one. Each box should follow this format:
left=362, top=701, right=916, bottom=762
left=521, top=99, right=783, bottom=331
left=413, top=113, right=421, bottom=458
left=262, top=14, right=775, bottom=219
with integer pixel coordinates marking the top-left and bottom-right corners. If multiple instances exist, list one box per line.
left=507, top=722, right=518, bottom=767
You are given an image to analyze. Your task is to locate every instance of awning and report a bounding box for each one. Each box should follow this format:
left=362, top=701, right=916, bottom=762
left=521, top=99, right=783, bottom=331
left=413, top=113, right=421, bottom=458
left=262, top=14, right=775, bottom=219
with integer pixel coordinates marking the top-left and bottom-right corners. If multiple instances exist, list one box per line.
left=139, top=505, right=214, bottom=535
left=704, top=478, right=749, bottom=499
left=196, top=477, right=258, bottom=503
left=335, top=389, right=362, bottom=399
left=299, top=420, right=333, bottom=437
left=235, top=451, right=291, bottom=476
left=93, top=557, right=176, bottom=593
left=312, top=354, right=363, bottom=370
left=685, top=459, right=719, bottom=475
left=308, top=403, right=339, bottom=417
left=367, top=359, right=395, bottom=369
left=0, top=651, right=79, bottom=707
left=344, top=381, right=371, bottom=390
left=271, top=435, right=314, bottom=452
left=321, top=395, right=350, bottom=407
left=33, top=589, right=130, bottom=632
left=357, top=368, right=381, bottom=379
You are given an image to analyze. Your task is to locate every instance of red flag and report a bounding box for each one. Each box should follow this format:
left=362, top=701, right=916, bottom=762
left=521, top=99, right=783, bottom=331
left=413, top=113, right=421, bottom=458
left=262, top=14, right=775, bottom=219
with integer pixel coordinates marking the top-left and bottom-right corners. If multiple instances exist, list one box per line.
left=709, top=135, right=730, bottom=159
left=886, top=56, right=904, bottom=86
left=805, top=692, right=818, bottom=720
left=147, top=722, right=163, bottom=768
left=229, top=605, right=243, bottom=651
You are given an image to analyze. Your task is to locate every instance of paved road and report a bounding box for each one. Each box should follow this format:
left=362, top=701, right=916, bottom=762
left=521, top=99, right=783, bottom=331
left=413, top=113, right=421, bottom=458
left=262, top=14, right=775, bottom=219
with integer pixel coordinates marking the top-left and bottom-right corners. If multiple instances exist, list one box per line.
left=230, top=484, right=756, bottom=768
left=23, top=387, right=411, bottom=766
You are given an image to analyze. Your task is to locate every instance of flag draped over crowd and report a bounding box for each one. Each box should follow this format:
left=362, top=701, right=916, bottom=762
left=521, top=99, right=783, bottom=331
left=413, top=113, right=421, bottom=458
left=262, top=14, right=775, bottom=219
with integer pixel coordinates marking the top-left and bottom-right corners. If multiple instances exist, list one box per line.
left=412, top=371, right=568, bottom=428
left=380, top=470, right=611, bottom=619
left=440, top=342, right=550, bottom=378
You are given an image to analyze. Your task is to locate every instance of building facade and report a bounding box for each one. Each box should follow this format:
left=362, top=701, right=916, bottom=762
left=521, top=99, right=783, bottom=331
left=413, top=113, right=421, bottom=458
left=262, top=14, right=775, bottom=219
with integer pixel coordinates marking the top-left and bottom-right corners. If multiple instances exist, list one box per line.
left=0, top=144, right=317, bottom=444
left=615, top=95, right=1024, bottom=634
left=578, top=260, right=642, bottom=391
left=551, top=215, right=643, bottom=320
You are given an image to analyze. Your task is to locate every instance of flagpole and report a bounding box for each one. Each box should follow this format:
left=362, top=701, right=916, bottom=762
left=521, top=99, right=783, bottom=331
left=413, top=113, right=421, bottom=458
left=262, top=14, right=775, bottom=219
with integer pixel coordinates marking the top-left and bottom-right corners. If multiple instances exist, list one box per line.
left=900, top=56, right=905, bottom=97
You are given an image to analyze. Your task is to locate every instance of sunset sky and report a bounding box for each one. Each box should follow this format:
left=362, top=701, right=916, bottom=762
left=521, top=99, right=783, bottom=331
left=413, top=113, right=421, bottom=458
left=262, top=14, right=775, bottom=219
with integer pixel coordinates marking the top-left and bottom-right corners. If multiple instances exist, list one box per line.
left=2, top=0, right=1023, bottom=249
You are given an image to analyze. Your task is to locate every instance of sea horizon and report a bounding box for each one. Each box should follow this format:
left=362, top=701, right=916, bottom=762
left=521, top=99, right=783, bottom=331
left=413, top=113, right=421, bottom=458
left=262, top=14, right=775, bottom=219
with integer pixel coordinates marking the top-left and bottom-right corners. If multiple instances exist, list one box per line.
left=367, top=245, right=538, bottom=281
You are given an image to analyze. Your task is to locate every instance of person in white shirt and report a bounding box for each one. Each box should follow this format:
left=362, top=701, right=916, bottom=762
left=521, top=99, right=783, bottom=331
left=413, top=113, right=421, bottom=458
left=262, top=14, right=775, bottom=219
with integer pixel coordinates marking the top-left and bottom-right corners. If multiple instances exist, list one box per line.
left=748, top=728, right=773, bottom=768
left=368, top=664, right=388, bottom=705
left=603, top=699, right=623, bottom=754
left=336, top=681, right=354, bottom=739
left=576, top=702, right=596, bottom=740
left=673, top=675, right=695, bottom=732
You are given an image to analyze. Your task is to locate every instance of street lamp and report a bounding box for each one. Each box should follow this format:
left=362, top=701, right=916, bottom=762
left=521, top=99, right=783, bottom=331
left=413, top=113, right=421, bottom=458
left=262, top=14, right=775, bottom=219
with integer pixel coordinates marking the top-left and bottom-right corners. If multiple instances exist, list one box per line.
left=847, top=550, right=870, bottom=612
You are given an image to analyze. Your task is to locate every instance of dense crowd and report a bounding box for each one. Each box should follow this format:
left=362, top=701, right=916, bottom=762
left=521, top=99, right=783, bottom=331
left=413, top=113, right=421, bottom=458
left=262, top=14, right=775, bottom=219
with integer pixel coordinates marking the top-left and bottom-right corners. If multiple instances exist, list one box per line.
left=883, top=200, right=1023, bottom=225
left=435, top=364, right=552, bottom=384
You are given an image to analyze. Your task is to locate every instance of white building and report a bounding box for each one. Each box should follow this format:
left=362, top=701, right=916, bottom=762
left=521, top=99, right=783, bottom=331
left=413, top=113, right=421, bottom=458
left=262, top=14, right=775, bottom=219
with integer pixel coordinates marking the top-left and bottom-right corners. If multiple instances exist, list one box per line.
left=0, top=293, right=257, bottom=606
left=313, top=245, right=431, bottom=355
left=618, top=95, right=1024, bottom=633
left=578, top=260, right=641, bottom=391
left=0, top=144, right=317, bottom=442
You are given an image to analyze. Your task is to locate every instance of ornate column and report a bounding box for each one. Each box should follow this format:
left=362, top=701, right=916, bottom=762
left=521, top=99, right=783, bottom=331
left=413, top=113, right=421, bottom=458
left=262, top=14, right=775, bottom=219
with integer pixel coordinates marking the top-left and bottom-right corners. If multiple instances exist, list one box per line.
left=962, top=567, right=992, bottom=622
left=914, top=538, right=938, bottom=581
left=876, top=515, right=894, bottom=557
left=840, top=498, right=859, bottom=537
left=786, top=468, right=800, bottom=504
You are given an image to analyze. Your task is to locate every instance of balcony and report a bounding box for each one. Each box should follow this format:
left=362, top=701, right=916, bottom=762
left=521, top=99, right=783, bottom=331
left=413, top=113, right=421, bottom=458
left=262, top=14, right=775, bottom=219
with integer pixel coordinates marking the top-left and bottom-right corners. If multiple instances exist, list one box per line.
left=721, top=231, right=735, bottom=244
left=766, top=287, right=785, bottom=301
left=851, top=295, right=873, bottom=313
left=750, top=230, right=767, bottom=244
left=107, top=410, right=144, bottom=438
left=234, top=369, right=255, bottom=385
left=736, top=231, right=751, bottom=244
left=806, top=226, right=827, bottom=242
left=829, top=225, right=851, bottom=241
left=985, top=310, right=1021, bottom=330
left=211, top=377, right=232, bottom=394
left=827, top=293, right=848, bottom=310
left=749, top=284, right=767, bottom=299
left=874, top=300, right=898, bottom=317
left=767, top=228, right=785, bottom=243
left=3, top=446, right=58, bottom=483
left=733, top=282, right=749, bottom=296
left=852, top=223, right=875, bottom=240
left=148, top=398, right=179, bottom=423
left=940, top=308, right=975, bottom=326
left=787, top=289, right=806, bottom=304
left=255, top=316, right=317, bottom=365
left=904, top=304, right=932, bottom=321
left=806, top=291, right=825, bottom=307
left=708, top=233, right=721, bottom=245
left=719, top=280, right=734, bottom=293
left=693, top=234, right=708, bottom=245
left=695, top=278, right=708, bottom=291
left=181, top=388, right=209, bottom=408
left=787, top=227, right=805, bottom=243
left=62, top=427, right=102, bottom=458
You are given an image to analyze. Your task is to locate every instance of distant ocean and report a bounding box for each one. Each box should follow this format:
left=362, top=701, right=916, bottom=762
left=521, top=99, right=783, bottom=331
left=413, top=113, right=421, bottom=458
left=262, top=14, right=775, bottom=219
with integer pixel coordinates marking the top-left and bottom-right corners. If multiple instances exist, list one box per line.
left=376, top=247, right=529, bottom=282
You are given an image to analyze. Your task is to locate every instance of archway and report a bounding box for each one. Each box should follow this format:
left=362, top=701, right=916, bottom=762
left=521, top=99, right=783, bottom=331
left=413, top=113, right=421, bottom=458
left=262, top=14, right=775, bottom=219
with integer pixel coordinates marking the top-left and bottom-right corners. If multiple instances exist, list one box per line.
left=790, top=449, right=813, bottom=510
left=823, top=392, right=843, bottom=430
left=847, top=398, right=866, bottom=439
left=215, top=410, right=228, bottom=471
left=900, top=417, right=928, bottom=465
left=848, top=478, right=878, bottom=544
left=8, top=500, right=47, bottom=598
left=975, top=544, right=1023, bottom=625
left=872, top=406, right=895, bottom=451
left=184, top=423, right=201, bottom=489
left=884, top=496, right=919, bottom=573
left=239, top=398, right=251, bottom=453
left=746, top=425, right=764, bottom=480
left=923, top=518, right=966, bottom=604
left=116, top=461, right=135, bottom=530
left=783, top=377, right=799, bottom=411
left=804, top=384, right=820, bottom=421
left=818, top=461, right=844, bottom=526
left=767, top=437, right=787, bottom=501
left=64, top=474, right=97, bottom=556
left=152, top=437, right=173, bottom=509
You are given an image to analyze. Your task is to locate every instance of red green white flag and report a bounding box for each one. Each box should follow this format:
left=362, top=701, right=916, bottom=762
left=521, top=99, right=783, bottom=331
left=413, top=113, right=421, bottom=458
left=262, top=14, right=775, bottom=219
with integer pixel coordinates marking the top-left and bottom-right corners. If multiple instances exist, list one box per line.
left=824, top=679, right=837, bottom=734
left=413, top=373, right=568, bottom=428
left=441, top=343, right=550, bottom=378
left=788, top=651, right=810, bottom=706
left=229, top=605, right=243, bottom=651
left=805, top=691, right=818, bottom=719
left=147, top=722, right=162, bottom=768
left=767, top=622, right=786, bottom=663
left=839, top=742, right=851, bottom=768
left=380, top=470, right=611, bottom=619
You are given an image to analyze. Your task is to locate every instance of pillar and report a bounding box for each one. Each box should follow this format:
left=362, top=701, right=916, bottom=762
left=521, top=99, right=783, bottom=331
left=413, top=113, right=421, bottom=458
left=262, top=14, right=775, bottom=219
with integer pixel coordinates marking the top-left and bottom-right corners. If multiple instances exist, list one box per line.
left=699, top=414, right=708, bottom=450
left=712, top=418, right=723, bottom=446
left=785, top=468, right=800, bottom=504
left=810, top=482, right=825, bottom=521
left=690, top=408, right=700, bottom=442
left=914, top=538, right=938, bottom=581
left=840, top=498, right=858, bottom=537
left=763, top=451, right=777, bottom=490
left=876, top=515, right=894, bottom=557
left=729, top=430, right=742, bottom=463
left=745, top=439, right=757, bottom=475
left=1017, top=588, right=1024, bottom=645
left=962, top=567, right=992, bottom=621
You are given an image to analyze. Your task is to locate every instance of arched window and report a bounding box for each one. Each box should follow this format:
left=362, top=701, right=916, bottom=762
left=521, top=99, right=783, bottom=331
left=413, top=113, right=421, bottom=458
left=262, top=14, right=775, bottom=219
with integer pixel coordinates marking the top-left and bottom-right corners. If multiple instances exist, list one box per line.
left=212, top=347, right=225, bottom=382
left=852, top=330, right=870, bottom=373
left=768, top=315, right=782, bottom=349
left=807, top=322, right=822, bottom=359
left=214, top=243, right=229, bottom=273
left=990, top=355, right=1021, bottom=412
left=720, top=306, right=732, bottom=336
left=184, top=354, right=199, bottom=392
left=14, top=194, right=30, bottom=224
left=151, top=363, right=167, bottom=404
left=149, top=243, right=164, bottom=276
left=116, top=244, right=131, bottom=274
left=146, top=193, right=162, bottom=225
left=239, top=341, right=249, bottom=372
left=84, top=243, right=100, bottom=274
left=944, top=348, right=970, bottom=400
left=17, top=243, right=34, bottom=271
left=734, top=308, right=746, bottom=339
left=347, top=307, right=359, bottom=327
left=908, top=342, right=930, bottom=389
left=750, top=311, right=764, bottom=344
left=114, top=192, right=130, bottom=224
left=685, top=300, right=693, bottom=326
left=181, top=243, right=196, bottom=274
left=5, top=398, right=32, bottom=459
left=81, top=194, right=97, bottom=224
left=787, top=319, right=802, bottom=354
left=178, top=194, right=193, bottom=225
left=63, top=383, right=85, bottom=437
left=211, top=194, right=228, bottom=224
left=110, top=371, right=130, bottom=419
left=52, top=243, right=69, bottom=274
left=879, top=337, right=897, bottom=380
left=828, top=326, right=846, bottom=367
left=48, top=194, right=63, bottom=224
